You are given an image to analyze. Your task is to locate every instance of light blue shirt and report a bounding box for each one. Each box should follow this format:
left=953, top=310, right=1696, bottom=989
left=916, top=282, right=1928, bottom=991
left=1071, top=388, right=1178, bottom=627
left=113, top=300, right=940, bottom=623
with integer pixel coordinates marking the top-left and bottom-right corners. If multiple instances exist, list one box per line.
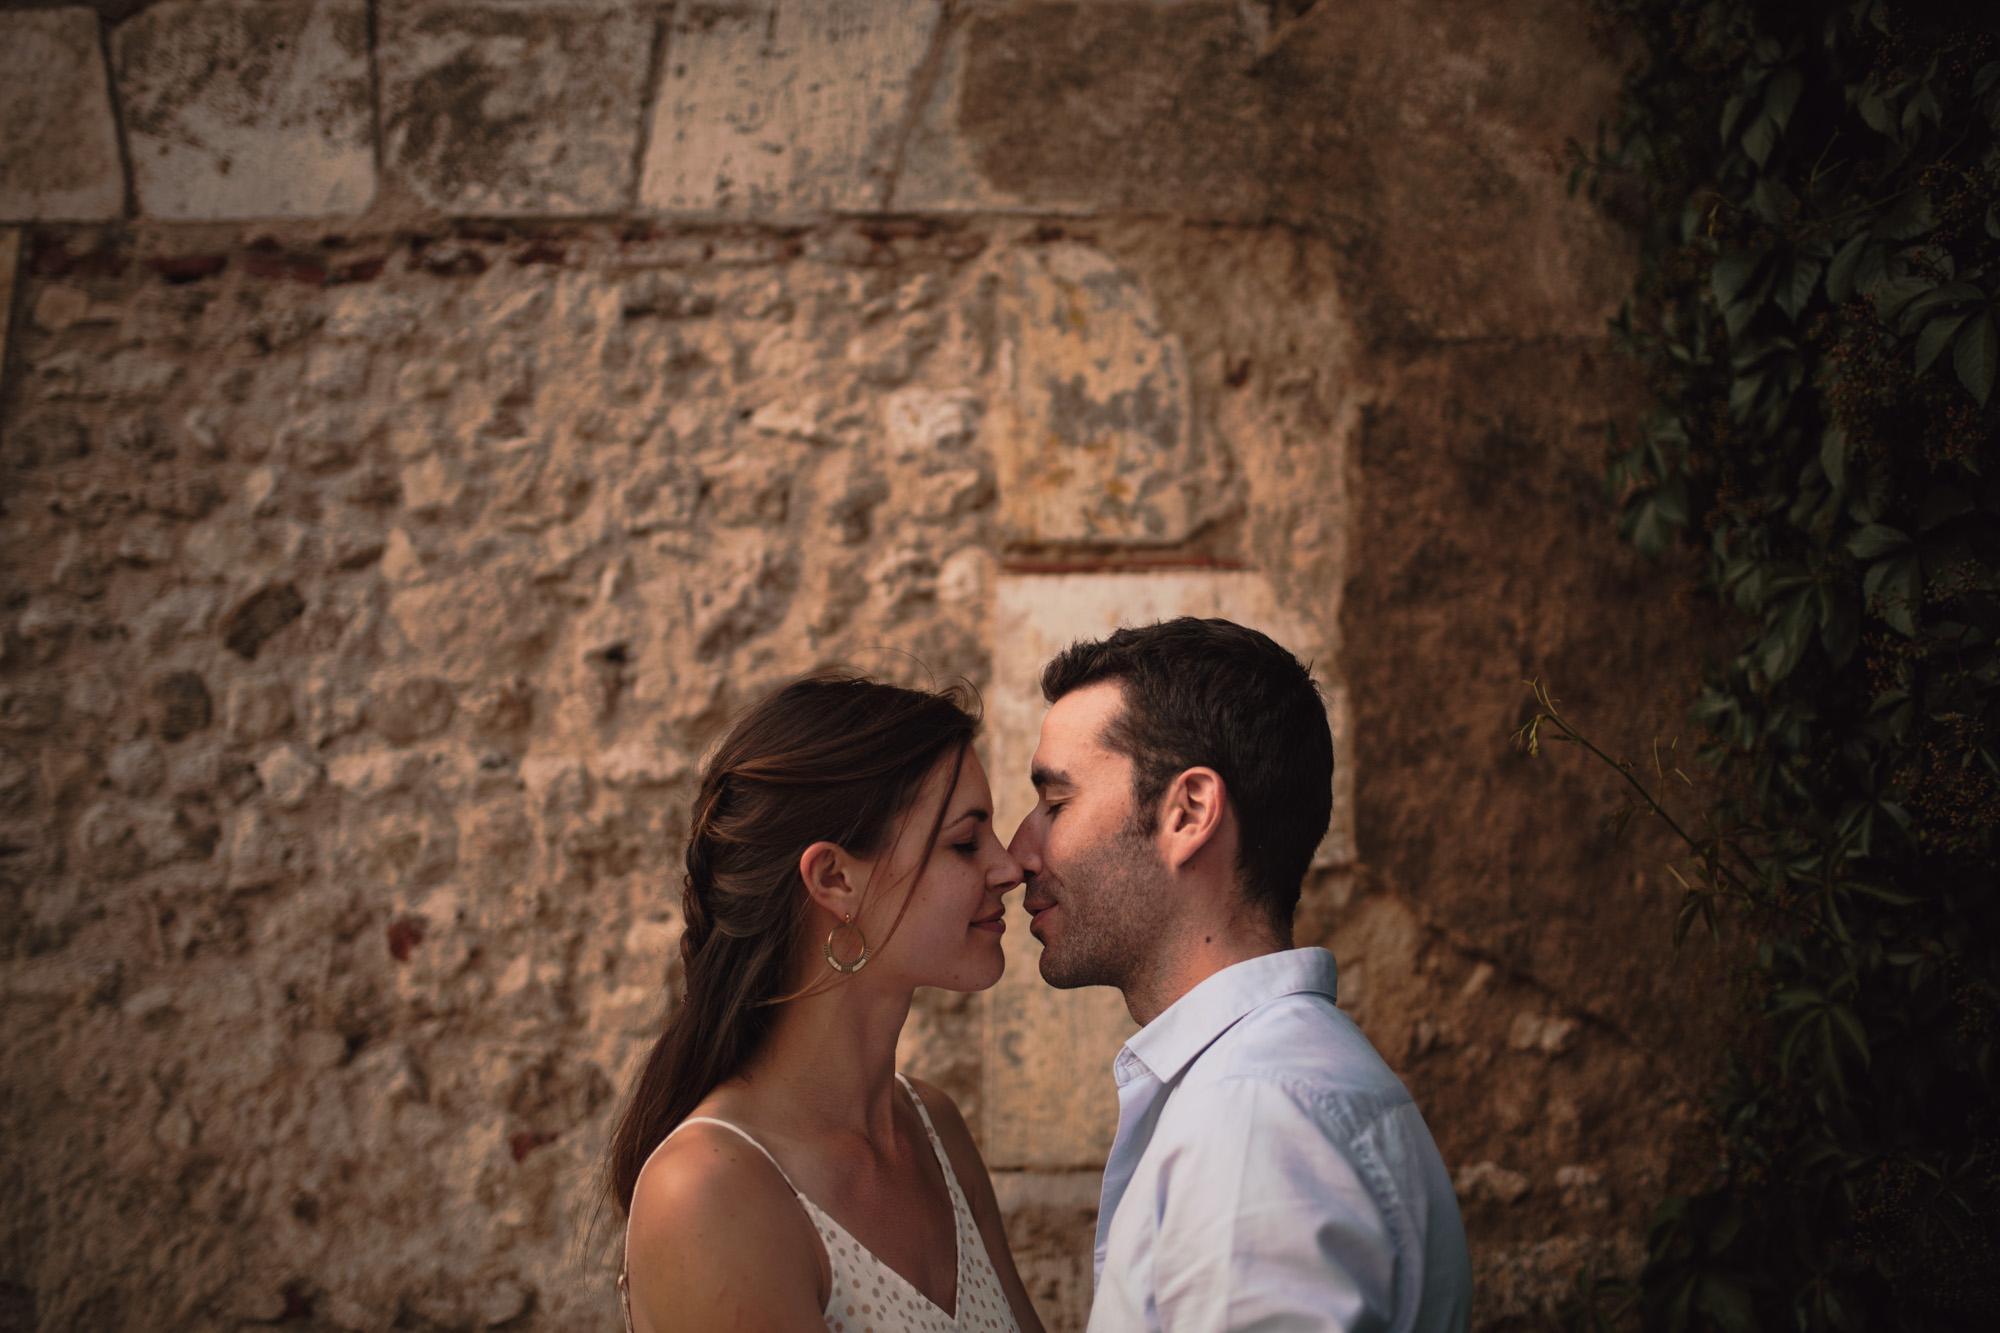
left=1088, top=948, right=1471, bottom=1333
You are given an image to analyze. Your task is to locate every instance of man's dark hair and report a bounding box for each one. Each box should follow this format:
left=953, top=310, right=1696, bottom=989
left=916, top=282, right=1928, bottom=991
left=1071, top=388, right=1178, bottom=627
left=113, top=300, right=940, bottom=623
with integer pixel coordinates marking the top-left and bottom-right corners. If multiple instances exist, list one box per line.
left=1040, top=617, right=1333, bottom=933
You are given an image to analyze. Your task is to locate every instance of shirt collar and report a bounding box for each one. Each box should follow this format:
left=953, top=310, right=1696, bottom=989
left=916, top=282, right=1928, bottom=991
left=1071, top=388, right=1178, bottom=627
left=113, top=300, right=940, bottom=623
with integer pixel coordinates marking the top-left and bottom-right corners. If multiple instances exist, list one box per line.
left=1117, top=947, right=1340, bottom=1086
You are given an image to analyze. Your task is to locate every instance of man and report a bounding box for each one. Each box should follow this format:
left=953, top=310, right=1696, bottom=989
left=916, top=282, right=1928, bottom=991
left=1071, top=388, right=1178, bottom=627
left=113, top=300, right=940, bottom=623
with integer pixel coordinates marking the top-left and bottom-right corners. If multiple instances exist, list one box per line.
left=1008, top=617, right=1470, bottom=1332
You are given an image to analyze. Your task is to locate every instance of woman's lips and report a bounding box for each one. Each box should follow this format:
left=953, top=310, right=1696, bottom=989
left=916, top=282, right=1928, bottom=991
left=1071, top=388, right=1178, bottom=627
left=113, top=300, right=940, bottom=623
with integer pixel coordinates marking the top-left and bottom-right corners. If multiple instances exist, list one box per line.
left=971, top=912, right=1005, bottom=934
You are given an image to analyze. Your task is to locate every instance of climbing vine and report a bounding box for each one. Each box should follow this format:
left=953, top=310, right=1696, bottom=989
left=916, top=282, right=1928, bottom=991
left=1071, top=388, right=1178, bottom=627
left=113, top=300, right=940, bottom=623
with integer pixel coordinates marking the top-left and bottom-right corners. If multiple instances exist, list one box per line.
left=1534, top=1, right=2000, bottom=1327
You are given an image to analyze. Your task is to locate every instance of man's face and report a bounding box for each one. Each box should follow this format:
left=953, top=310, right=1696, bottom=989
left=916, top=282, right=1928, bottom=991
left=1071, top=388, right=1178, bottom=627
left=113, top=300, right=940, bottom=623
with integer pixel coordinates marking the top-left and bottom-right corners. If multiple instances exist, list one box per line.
left=1007, top=681, right=1164, bottom=990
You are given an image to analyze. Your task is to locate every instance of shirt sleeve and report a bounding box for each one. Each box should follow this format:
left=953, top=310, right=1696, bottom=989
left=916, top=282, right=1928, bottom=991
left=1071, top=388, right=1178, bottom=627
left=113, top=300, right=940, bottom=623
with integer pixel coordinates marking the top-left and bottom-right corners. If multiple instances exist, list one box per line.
left=1147, top=1076, right=1400, bottom=1333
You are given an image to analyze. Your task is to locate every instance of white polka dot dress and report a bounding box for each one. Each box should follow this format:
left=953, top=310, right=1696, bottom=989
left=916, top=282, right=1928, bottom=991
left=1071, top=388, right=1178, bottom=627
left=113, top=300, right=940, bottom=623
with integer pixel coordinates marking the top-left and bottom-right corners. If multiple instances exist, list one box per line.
left=621, top=1074, right=1022, bottom=1333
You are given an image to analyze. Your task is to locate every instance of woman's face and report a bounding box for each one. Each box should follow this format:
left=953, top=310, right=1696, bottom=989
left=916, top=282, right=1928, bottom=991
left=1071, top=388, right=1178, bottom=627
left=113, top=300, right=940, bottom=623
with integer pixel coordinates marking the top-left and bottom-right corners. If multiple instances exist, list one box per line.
left=856, top=745, right=1021, bottom=993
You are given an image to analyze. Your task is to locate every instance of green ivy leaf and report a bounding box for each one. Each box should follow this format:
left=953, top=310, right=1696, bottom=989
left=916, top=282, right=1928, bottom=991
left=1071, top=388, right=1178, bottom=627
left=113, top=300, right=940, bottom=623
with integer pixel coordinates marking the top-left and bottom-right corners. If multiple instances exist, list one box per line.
left=1858, top=88, right=1893, bottom=134
left=1916, top=311, right=1973, bottom=373
left=1763, top=589, right=1817, bottom=683
left=1711, top=251, right=1765, bottom=309
left=1777, top=257, right=1822, bottom=320
left=1742, top=112, right=1780, bottom=167
left=1820, top=426, right=1850, bottom=492
left=1766, top=67, right=1805, bottom=128
left=1875, top=189, right=1934, bottom=241
left=1955, top=312, right=1997, bottom=406
left=1903, top=281, right=1985, bottom=332
left=1728, top=372, right=1767, bottom=421
left=1826, top=233, right=1871, bottom=302
left=1846, top=524, right=1909, bottom=560
left=1750, top=178, right=1800, bottom=225
left=1719, top=91, right=1750, bottom=144
left=1868, top=276, right=1932, bottom=322
left=1829, top=1004, right=1871, bottom=1067
left=1902, top=85, right=1942, bottom=133
left=1863, top=553, right=1922, bottom=636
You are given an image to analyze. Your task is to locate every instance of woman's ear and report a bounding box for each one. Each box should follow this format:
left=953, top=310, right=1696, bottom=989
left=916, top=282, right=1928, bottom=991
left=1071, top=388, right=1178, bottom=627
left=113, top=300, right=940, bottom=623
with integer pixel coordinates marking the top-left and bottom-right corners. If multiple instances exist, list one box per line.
left=1159, top=766, right=1227, bottom=872
left=798, top=840, right=863, bottom=919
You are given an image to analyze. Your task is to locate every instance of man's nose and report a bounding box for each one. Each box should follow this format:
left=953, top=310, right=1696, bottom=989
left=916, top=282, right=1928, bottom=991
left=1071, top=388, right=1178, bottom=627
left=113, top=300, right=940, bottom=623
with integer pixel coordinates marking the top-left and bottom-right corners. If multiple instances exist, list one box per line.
left=1006, top=815, right=1040, bottom=872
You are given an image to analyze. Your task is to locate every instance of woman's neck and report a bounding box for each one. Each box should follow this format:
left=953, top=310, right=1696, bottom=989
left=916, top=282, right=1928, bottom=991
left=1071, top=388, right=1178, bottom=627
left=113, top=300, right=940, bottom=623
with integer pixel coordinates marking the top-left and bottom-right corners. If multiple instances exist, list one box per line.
left=729, top=972, right=915, bottom=1147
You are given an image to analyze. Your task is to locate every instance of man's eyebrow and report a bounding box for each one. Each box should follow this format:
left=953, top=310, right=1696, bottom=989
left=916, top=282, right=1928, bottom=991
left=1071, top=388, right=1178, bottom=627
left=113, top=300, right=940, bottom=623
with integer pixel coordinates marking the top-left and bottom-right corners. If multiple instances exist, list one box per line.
left=1030, top=765, right=1073, bottom=792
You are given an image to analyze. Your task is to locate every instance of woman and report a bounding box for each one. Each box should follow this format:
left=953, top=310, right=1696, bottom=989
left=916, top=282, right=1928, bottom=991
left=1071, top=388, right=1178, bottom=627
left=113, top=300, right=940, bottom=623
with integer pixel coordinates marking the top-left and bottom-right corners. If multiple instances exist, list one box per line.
left=610, top=673, right=1044, bottom=1332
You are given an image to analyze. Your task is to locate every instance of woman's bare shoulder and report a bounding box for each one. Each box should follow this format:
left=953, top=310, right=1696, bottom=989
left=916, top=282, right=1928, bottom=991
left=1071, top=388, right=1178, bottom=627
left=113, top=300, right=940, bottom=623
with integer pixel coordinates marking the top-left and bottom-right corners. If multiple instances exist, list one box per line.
left=625, top=1124, right=826, bottom=1328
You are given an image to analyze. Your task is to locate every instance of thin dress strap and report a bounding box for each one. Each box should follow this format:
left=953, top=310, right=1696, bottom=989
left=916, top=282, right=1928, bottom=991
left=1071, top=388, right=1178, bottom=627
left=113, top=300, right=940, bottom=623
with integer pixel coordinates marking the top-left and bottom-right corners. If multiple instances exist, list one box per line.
left=895, top=1074, right=952, bottom=1163
left=620, top=1115, right=816, bottom=1333
left=667, top=1116, right=805, bottom=1192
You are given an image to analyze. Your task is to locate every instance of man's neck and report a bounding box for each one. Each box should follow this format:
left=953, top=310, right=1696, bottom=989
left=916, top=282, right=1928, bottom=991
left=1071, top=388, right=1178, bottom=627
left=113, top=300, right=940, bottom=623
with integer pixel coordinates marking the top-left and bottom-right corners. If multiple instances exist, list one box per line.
left=1122, top=921, right=1293, bottom=1027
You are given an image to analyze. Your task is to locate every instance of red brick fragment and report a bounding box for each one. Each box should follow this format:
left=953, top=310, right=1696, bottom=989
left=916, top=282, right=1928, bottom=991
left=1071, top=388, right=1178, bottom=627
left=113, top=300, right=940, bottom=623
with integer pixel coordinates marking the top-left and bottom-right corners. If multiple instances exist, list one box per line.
left=386, top=916, right=427, bottom=962
left=150, top=254, right=228, bottom=284
left=330, top=256, right=386, bottom=285
left=241, top=250, right=328, bottom=285
left=510, top=1130, right=558, bottom=1163
left=513, top=241, right=567, bottom=266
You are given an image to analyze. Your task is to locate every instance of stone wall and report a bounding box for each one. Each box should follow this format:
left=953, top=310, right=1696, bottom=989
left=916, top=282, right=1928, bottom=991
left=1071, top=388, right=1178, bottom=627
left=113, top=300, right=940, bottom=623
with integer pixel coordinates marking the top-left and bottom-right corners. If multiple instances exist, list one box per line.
left=1, top=2, right=1731, bottom=1329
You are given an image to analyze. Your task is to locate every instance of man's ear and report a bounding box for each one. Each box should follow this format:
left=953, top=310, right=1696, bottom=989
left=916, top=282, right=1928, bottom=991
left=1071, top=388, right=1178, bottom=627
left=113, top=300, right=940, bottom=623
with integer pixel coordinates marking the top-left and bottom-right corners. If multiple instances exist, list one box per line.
left=1158, top=767, right=1227, bottom=872
left=799, top=840, right=864, bottom=919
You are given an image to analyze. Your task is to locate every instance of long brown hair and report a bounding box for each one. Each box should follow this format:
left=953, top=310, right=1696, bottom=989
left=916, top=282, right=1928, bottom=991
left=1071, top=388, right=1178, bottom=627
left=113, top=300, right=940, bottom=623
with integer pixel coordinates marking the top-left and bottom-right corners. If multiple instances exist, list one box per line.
left=605, top=671, right=979, bottom=1214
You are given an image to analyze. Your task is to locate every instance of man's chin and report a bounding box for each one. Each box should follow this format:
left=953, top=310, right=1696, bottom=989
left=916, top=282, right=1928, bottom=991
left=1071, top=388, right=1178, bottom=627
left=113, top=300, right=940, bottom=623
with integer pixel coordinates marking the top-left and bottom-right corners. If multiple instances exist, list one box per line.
left=1036, top=947, right=1089, bottom=990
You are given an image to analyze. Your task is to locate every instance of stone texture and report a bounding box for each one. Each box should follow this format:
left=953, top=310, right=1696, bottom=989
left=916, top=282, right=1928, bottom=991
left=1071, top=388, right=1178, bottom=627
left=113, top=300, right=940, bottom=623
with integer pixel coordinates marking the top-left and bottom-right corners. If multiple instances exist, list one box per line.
left=113, top=0, right=375, bottom=221
left=0, top=9, right=125, bottom=221
left=0, top=4, right=1731, bottom=1325
left=0, top=230, right=18, bottom=375
left=641, top=0, right=940, bottom=217
left=992, top=1170, right=1098, bottom=1332
left=1341, top=340, right=1734, bottom=1062
left=381, top=1, right=651, bottom=215
left=896, top=1, right=1267, bottom=218
left=0, top=228, right=1026, bottom=1329
left=900, top=0, right=1630, bottom=339
left=1459, top=1160, right=1532, bottom=1205
left=989, top=242, right=1229, bottom=549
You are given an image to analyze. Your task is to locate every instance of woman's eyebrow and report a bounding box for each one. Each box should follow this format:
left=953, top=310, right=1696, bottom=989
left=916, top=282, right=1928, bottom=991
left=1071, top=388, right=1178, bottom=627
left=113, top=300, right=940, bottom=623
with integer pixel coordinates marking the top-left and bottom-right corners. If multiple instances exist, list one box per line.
left=949, top=807, right=991, bottom=827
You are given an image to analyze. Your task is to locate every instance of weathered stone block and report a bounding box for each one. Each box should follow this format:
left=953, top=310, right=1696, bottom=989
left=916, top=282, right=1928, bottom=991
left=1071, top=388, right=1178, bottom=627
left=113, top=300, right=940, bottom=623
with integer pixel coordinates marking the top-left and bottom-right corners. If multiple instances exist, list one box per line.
left=381, top=1, right=651, bottom=215
left=1458, top=1159, right=1532, bottom=1206
left=893, top=2, right=1267, bottom=217
left=980, top=568, right=1332, bottom=1169
left=990, top=243, right=1228, bottom=548
left=994, top=1170, right=1098, bottom=1332
left=113, top=0, right=374, bottom=220
left=0, top=9, right=124, bottom=221
left=641, top=0, right=940, bottom=217
left=256, top=743, right=324, bottom=810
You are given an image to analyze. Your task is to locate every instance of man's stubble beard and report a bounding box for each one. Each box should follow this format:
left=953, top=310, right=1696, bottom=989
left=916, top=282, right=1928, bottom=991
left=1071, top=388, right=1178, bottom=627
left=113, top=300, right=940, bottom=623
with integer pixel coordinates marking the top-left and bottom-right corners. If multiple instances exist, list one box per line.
left=1035, top=815, right=1163, bottom=992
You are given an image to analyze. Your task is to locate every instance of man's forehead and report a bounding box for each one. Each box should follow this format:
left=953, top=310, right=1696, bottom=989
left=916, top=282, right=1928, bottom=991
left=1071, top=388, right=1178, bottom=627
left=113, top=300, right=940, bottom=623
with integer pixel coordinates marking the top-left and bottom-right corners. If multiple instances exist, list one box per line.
left=1035, top=680, right=1127, bottom=767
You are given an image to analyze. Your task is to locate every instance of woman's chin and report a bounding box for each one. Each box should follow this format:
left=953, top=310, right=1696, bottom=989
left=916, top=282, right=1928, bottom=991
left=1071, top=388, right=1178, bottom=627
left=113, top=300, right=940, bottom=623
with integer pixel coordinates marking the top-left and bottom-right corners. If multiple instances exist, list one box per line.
left=942, top=955, right=1006, bottom=993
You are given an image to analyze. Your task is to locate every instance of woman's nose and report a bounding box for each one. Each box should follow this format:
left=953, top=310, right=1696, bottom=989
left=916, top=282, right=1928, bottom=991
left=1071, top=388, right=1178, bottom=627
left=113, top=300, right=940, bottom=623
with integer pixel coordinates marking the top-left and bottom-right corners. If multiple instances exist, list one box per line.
left=988, top=837, right=1024, bottom=889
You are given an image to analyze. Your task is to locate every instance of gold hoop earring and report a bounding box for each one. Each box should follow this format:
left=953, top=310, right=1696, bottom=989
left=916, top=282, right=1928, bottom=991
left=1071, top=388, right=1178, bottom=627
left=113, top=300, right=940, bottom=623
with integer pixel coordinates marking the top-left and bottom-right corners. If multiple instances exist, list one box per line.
left=824, top=913, right=870, bottom=974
